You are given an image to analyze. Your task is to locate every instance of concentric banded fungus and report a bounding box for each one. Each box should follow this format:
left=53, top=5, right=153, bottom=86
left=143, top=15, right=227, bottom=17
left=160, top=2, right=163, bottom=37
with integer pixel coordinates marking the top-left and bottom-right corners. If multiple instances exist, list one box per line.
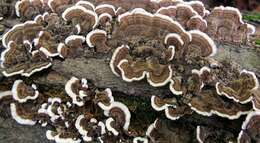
left=116, top=8, right=191, bottom=44
left=189, top=66, right=212, bottom=93
left=1, top=41, right=52, bottom=77
left=75, top=114, right=106, bottom=142
left=252, top=89, right=260, bottom=111
left=86, top=29, right=110, bottom=53
left=58, top=35, right=85, bottom=58
left=185, top=1, right=207, bottom=17
left=34, top=31, right=59, bottom=57
left=110, top=45, right=173, bottom=87
left=156, top=4, right=197, bottom=27
left=46, top=130, right=81, bottom=143
left=110, top=8, right=215, bottom=87
left=216, top=70, right=259, bottom=104
left=2, top=21, right=43, bottom=48
left=65, top=77, right=90, bottom=107
left=15, top=0, right=43, bottom=19
left=10, top=103, right=37, bottom=125
left=2, top=1, right=260, bottom=142
left=118, top=58, right=173, bottom=87
left=186, top=15, right=207, bottom=31
left=12, top=80, right=39, bottom=103
left=38, top=97, right=66, bottom=123
left=98, top=13, right=113, bottom=27
left=151, top=95, right=191, bottom=120
left=205, top=6, right=255, bottom=43
left=238, top=111, right=260, bottom=143
left=95, top=4, right=116, bottom=16
left=93, top=0, right=161, bottom=13
left=151, top=95, right=177, bottom=111
left=75, top=1, right=95, bottom=11
left=189, top=89, right=251, bottom=119
left=110, top=45, right=130, bottom=77
left=95, top=4, right=114, bottom=27
left=165, top=104, right=192, bottom=120
left=62, top=5, right=98, bottom=34
left=186, top=30, right=216, bottom=57
left=169, top=77, right=183, bottom=95
left=48, top=0, right=70, bottom=14
left=95, top=88, right=131, bottom=136
left=146, top=119, right=160, bottom=142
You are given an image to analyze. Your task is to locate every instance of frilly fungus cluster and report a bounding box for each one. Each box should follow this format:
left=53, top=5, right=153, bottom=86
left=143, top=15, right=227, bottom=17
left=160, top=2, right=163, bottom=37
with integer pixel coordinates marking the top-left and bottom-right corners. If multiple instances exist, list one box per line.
left=0, top=0, right=259, bottom=143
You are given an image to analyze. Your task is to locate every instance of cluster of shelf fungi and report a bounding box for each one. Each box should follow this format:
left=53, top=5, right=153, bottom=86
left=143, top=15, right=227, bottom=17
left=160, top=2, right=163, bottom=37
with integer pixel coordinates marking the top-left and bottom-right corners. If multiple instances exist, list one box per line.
left=0, top=0, right=259, bottom=142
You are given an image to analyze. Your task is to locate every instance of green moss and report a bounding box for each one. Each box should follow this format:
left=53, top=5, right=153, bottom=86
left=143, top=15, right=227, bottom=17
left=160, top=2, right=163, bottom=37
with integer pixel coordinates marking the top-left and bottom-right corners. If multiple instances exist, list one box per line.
left=255, top=39, right=260, bottom=46
left=243, top=13, right=260, bottom=21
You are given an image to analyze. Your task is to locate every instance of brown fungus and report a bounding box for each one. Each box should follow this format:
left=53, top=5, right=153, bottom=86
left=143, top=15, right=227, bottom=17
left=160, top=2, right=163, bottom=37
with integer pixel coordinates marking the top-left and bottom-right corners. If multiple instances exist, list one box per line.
left=11, top=80, right=39, bottom=103
left=48, top=0, right=70, bottom=14
left=46, top=129, right=81, bottom=143
left=34, top=31, right=59, bottom=57
left=1, top=41, right=52, bottom=77
left=238, top=111, right=260, bottom=143
left=75, top=114, right=106, bottom=142
left=62, top=5, right=98, bottom=34
left=15, top=0, right=43, bottom=19
left=110, top=44, right=174, bottom=87
left=10, top=103, right=37, bottom=125
left=58, top=35, right=85, bottom=58
left=95, top=4, right=116, bottom=16
left=188, top=89, right=251, bottom=120
left=65, top=77, right=90, bottom=107
left=216, top=70, right=259, bottom=104
left=86, top=29, right=111, bottom=53
left=169, top=77, right=183, bottom=95
left=205, top=6, right=255, bottom=43
left=186, top=15, right=207, bottom=31
left=185, top=1, right=207, bottom=17
left=151, top=95, right=191, bottom=120
left=75, top=1, right=95, bottom=11
left=115, top=8, right=191, bottom=44
left=95, top=88, right=131, bottom=136
left=2, top=21, right=43, bottom=48
left=252, top=89, right=260, bottom=111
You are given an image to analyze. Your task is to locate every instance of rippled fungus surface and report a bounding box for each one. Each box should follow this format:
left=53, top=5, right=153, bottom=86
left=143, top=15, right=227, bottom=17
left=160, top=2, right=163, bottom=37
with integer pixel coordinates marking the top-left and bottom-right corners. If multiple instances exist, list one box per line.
left=0, top=0, right=259, bottom=143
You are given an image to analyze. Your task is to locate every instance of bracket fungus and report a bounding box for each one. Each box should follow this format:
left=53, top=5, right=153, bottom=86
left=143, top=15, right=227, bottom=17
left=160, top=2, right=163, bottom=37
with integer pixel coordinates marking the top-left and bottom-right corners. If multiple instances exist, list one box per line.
left=1, top=41, right=52, bottom=77
left=252, top=89, right=260, bottom=111
left=95, top=88, right=131, bottom=136
left=238, top=111, right=260, bottom=143
left=12, top=80, right=39, bottom=103
left=86, top=29, right=111, bottom=53
left=33, top=31, right=60, bottom=57
left=151, top=95, right=192, bottom=120
left=2, top=21, right=43, bottom=48
left=62, top=5, right=98, bottom=34
left=188, top=89, right=252, bottom=120
left=75, top=114, right=106, bottom=142
left=10, top=103, right=37, bottom=125
left=15, top=0, right=43, bottom=19
left=46, top=129, right=81, bottom=143
left=1, top=0, right=259, bottom=143
left=205, top=6, right=255, bottom=43
left=48, top=0, right=70, bottom=14
left=65, top=76, right=90, bottom=107
left=216, top=69, right=259, bottom=104
left=58, top=35, right=85, bottom=58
